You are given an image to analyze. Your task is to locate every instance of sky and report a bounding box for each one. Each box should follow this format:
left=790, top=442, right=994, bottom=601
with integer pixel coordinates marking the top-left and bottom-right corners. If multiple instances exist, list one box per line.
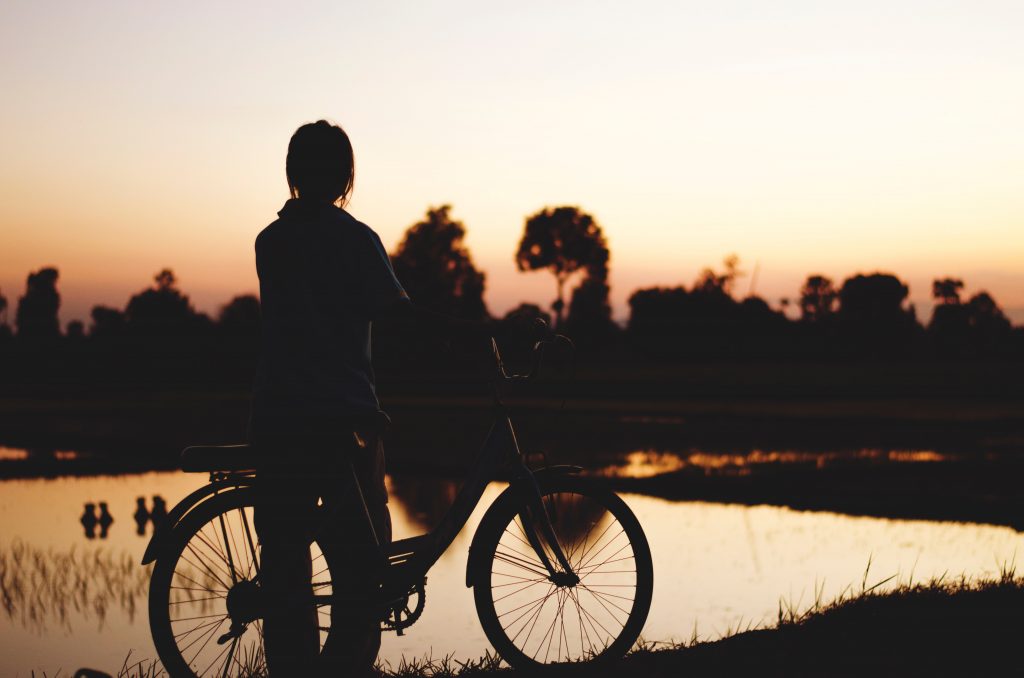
left=1, top=0, right=1022, bottom=326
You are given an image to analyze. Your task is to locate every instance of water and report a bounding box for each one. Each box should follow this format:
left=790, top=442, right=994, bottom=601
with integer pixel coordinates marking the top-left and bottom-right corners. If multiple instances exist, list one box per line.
left=1, top=468, right=1022, bottom=675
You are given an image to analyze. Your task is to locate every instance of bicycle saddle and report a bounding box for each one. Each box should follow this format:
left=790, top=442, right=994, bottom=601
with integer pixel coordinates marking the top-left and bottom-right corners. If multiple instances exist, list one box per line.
left=180, top=444, right=255, bottom=472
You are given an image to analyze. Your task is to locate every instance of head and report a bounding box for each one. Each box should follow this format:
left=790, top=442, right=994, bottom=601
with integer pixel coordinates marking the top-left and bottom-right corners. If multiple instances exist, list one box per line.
left=286, top=120, right=355, bottom=206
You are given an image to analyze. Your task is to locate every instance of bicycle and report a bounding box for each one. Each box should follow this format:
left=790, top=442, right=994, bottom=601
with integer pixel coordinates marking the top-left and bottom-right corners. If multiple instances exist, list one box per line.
left=143, top=331, right=654, bottom=676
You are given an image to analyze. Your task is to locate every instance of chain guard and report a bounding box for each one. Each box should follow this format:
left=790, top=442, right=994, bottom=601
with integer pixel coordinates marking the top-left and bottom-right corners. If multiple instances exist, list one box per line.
left=381, top=579, right=426, bottom=635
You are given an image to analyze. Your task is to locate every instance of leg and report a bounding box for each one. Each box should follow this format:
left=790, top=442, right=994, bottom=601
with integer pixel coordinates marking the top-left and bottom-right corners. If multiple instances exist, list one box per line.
left=255, top=464, right=321, bottom=676
left=319, top=431, right=392, bottom=677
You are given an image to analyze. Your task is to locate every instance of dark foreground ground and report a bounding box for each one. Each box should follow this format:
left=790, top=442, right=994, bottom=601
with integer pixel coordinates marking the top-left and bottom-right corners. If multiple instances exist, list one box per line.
left=100, top=578, right=1024, bottom=678
left=383, top=578, right=1024, bottom=677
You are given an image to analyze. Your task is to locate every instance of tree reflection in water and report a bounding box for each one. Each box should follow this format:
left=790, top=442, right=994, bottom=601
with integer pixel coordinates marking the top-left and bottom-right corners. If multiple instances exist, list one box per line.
left=388, top=475, right=460, bottom=531
left=0, top=539, right=150, bottom=633
left=540, top=491, right=611, bottom=545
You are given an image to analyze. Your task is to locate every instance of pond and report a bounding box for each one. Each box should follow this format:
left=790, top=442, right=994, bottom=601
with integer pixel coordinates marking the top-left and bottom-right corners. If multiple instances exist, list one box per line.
left=1, top=466, right=1022, bottom=675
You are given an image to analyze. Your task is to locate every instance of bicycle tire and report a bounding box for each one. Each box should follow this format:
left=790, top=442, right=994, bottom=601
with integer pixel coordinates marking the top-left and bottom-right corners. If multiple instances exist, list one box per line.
left=148, top=487, right=341, bottom=677
left=471, top=476, right=653, bottom=672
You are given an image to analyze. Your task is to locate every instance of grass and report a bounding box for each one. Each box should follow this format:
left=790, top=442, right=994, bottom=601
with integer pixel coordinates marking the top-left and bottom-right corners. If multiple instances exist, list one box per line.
left=51, top=564, right=1024, bottom=677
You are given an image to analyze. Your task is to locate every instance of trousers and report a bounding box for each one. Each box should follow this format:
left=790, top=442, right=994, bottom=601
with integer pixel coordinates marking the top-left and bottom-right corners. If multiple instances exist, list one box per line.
left=254, top=430, right=392, bottom=677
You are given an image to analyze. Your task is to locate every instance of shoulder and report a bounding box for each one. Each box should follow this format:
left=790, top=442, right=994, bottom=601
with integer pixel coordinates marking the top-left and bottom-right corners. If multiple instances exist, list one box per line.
left=331, top=208, right=389, bottom=252
left=331, top=208, right=381, bottom=239
left=255, top=219, right=287, bottom=256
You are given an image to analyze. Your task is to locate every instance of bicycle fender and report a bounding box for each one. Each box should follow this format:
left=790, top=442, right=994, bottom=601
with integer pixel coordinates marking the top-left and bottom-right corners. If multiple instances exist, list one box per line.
left=464, top=465, right=583, bottom=588
left=140, top=481, right=253, bottom=565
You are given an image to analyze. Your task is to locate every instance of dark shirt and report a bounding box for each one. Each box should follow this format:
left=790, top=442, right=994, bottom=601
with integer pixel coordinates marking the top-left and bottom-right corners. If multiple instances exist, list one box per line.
left=250, top=199, right=407, bottom=439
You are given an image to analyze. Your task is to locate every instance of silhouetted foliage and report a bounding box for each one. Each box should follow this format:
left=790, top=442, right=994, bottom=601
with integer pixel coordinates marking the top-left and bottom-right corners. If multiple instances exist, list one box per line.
left=799, top=275, right=838, bottom=324
left=495, top=304, right=552, bottom=364
left=516, top=206, right=609, bottom=329
left=218, top=294, right=261, bottom=337
left=565, top=276, right=617, bottom=346
left=16, top=267, right=62, bottom=340
left=501, top=303, right=553, bottom=330
left=928, top=280, right=1014, bottom=358
left=65, top=320, right=85, bottom=341
left=836, top=273, right=919, bottom=356
left=0, top=288, right=9, bottom=342
left=390, top=206, right=489, bottom=321
left=965, top=292, right=1012, bottom=353
left=694, top=254, right=743, bottom=297
left=627, top=257, right=791, bottom=360
left=90, top=305, right=127, bottom=338
left=124, top=269, right=211, bottom=337
left=932, top=278, right=964, bottom=306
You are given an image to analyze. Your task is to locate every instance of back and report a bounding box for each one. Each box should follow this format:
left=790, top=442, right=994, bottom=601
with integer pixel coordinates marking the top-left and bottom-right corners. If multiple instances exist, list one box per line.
left=250, top=199, right=407, bottom=438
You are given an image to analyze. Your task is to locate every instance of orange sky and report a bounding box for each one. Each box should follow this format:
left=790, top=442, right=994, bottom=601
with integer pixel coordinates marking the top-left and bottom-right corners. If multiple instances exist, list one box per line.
left=1, top=1, right=1022, bottom=326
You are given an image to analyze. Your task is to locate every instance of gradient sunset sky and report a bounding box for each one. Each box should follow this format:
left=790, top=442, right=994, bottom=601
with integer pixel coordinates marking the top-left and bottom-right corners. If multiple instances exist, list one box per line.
left=1, top=0, right=1022, bottom=326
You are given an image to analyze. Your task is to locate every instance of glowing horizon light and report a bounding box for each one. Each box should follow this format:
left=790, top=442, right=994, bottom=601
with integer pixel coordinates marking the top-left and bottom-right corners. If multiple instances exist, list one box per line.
left=0, top=1, right=1022, bottom=326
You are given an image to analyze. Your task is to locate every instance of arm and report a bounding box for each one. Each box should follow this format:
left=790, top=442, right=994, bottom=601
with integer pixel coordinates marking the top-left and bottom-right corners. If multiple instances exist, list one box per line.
left=380, top=298, right=495, bottom=344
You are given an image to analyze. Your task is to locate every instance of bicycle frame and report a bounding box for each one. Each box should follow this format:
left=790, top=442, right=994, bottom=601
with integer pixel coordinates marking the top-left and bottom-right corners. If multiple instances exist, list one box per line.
left=374, top=407, right=581, bottom=600
left=145, top=334, right=582, bottom=629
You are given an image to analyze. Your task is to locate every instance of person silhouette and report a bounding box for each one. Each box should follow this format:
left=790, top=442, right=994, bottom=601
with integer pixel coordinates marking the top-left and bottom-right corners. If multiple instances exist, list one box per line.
left=133, top=497, right=150, bottom=536
left=98, top=502, right=113, bottom=539
left=150, top=495, right=168, bottom=529
left=80, top=502, right=98, bottom=539
left=250, top=120, right=490, bottom=676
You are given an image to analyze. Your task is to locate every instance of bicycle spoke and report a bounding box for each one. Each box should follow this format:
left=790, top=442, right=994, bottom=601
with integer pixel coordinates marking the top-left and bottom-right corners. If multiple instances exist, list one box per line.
left=493, top=549, right=550, bottom=578
left=513, top=585, right=556, bottom=649
left=576, top=528, right=625, bottom=573
left=188, top=615, right=229, bottom=668
left=181, top=544, right=232, bottom=589
left=481, top=487, right=651, bottom=667
left=220, top=637, right=238, bottom=678
left=239, top=507, right=261, bottom=579
left=578, top=585, right=629, bottom=627
left=571, top=516, right=615, bottom=570
left=217, top=513, right=238, bottom=584
left=494, top=578, right=547, bottom=603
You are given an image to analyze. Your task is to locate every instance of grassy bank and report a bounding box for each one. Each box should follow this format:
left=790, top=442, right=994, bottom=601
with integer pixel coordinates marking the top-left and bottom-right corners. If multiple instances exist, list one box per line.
left=84, top=573, right=1024, bottom=677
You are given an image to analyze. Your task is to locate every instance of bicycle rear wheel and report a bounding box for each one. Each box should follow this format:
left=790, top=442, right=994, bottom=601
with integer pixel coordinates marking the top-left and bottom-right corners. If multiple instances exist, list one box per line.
left=471, top=476, right=653, bottom=672
left=148, top=487, right=338, bottom=677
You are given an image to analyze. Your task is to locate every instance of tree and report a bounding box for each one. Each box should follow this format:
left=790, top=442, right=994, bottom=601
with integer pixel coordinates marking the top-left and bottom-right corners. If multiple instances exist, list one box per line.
left=516, top=206, right=609, bottom=329
left=391, top=205, right=489, bottom=320
left=66, top=320, right=85, bottom=340
left=799, top=275, right=837, bottom=323
left=837, top=273, right=919, bottom=355
left=125, top=269, right=210, bottom=336
left=965, top=292, right=1011, bottom=335
left=16, top=267, right=61, bottom=339
left=928, top=277, right=969, bottom=352
left=932, top=278, right=964, bottom=306
left=693, top=254, right=743, bottom=297
left=0, top=288, right=9, bottom=340
left=90, top=305, right=127, bottom=338
left=218, top=295, right=261, bottom=336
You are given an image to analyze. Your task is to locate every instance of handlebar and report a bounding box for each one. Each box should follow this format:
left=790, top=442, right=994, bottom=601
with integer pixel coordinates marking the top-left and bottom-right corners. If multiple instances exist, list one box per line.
left=490, top=319, right=573, bottom=386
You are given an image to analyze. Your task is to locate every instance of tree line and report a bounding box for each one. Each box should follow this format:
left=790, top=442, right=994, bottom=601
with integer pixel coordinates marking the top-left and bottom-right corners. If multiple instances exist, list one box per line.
left=1, top=204, right=1021, bottom=373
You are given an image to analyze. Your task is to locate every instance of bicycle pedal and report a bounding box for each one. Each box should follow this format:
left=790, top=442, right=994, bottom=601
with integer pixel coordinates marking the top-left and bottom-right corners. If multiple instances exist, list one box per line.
left=216, top=622, right=247, bottom=645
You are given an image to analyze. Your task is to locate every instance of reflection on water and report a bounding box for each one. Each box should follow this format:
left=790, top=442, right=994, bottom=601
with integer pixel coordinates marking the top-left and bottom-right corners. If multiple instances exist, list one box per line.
left=0, top=540, right=150, bottom=633
left=0, top=446, right=80, bottom=462
left=600, top=448, right=955, bottom=477
left=387, top=475, right=460, bottom=531
left=2, top=469, right=1024, bottom=674
left=0, top=447, right=29, bottom=461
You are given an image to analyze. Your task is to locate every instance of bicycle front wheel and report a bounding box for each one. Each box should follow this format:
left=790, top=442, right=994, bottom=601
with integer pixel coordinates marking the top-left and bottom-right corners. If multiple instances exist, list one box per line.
left=148, top=487, right=340, bottom=677
left=471, top=476, right=653, bottom=672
